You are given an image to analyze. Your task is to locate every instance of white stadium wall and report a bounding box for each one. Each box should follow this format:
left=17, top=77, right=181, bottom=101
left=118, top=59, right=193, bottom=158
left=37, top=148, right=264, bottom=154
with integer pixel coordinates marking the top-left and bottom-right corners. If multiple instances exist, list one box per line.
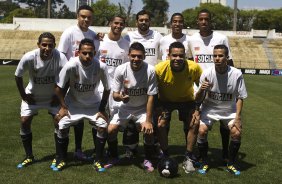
left=0, top=17, right=279, bottom=39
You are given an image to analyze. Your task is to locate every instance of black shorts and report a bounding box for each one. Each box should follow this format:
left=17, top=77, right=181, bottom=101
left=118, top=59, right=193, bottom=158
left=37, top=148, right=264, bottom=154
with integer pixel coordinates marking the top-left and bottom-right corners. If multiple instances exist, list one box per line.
left=155, top=101, right=195, bottom=131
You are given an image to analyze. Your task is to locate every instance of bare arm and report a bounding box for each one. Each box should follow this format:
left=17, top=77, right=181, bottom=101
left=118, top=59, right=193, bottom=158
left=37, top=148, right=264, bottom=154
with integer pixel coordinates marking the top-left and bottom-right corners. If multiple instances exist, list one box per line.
left=15, top=76, right=35, bottom=105
left=141, top=95, right=154, bottom=134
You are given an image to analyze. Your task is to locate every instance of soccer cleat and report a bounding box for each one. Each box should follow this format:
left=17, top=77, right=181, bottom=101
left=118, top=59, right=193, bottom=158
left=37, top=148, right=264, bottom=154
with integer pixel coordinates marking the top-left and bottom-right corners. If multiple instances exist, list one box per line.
left=227, top=165, right=241, bottom=176
left=50, top=158, right=56, bottom=169
left=104, top=157, right=119, bottom=169
left=52, top=160, right=66, bottom=171
left=143, top=159, right=154, bottom=172
left=182, top=157, right=196, bottom=173
left=198, top=164, right=209, bottom=174
left=93, top=161, right=106, bottom=172
left=17, top=156, right=35, bottom=169
left=74, top=150, right=91, bottom=161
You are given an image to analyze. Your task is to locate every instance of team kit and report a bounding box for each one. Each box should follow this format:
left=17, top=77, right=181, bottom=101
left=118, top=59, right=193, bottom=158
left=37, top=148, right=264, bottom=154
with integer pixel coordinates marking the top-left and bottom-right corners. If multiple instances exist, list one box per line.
left=15, top=5, right=247, bottom=178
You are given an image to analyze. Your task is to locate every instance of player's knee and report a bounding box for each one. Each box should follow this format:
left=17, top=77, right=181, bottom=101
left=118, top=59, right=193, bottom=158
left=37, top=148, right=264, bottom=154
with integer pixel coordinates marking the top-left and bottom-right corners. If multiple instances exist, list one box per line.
left=57, top=128, right=69, bottom=139
left=143, top=134, right=154, bottom=145
left=230, top=130, right=241, bottom=140
left=198, top=126, right=208, bottom=138
left=97, top=127, right=107, bottom=138
left=158, top=119, right=168, bottom=128
left=20, top=116, right=32, bottom=129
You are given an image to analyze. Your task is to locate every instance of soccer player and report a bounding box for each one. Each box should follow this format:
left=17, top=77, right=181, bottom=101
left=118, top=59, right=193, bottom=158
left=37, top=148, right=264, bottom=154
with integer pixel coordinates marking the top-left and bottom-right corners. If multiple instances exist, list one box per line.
left=123, top=9, right=163, bottom=157
left=155, top=42, right=202, bottom=173
left=160, top=13, right=190, bottom=61
left=195, top=44, right=247, bottom=175
left=15, top=32, right=67, bottom=169
left=107, top=42, right=158, bottom=172
left=188, top=9, right=234, bottom=163
left=97, top=15, right=129, bottom=115
left=53, top=38, right=110, bottom=172
left=57, top=5, right=100, bottom=161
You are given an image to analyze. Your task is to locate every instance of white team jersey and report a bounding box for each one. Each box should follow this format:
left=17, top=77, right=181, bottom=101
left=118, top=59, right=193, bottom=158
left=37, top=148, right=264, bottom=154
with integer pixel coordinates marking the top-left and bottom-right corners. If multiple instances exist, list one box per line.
left=200, top=66, right=247, bottom=114
left=159, top=33, right=190, bottom=61
left=57, top=25, right=100, bottom=60
left=124, top=30, right=163, bottom=66
left=57, top=57, right=110, bottom=108
left=15, top=48, right=67, bottom=103
left=97, top=34, right=130, bottom=84
left=188, top=31, right=232, bottom=71
left=112, top=62, right=158, bottom=110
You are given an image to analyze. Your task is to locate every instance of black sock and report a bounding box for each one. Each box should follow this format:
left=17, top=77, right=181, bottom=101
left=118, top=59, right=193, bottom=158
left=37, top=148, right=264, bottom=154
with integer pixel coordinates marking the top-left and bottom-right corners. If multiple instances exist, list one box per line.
left=54, top=133, right=59, bottom=159
left=57, top=137, right=69, bottom=161
left=122, top=120, right=139, bottom=146
left=197, top=142, right=208, bottom=163
left=220, top=125, right=230, bottom=159
left=229, top=140, right=241, bottom=165
left=107, top=139, right=118, bottom=158
left=144, top=144, right=154, bottom=160
left=92, top=128, right=97, bottom=150
left=95, top=136, right=106, bottom=162
left=74, top=120, right=84, bottom=151
left=21, top=133, right=33, bottom=158
left=184, top=129, right=188, bottom=146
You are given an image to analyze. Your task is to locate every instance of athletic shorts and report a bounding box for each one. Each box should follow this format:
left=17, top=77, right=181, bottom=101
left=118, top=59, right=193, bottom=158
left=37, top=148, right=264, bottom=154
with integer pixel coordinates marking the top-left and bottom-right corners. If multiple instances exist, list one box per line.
left=200, top=111, right=236, bottom=129
left=20, top=100, right=59, bottom=117
left=58, top=104, right=107, bottom=130
left=110, top=107, right=147, bottom=130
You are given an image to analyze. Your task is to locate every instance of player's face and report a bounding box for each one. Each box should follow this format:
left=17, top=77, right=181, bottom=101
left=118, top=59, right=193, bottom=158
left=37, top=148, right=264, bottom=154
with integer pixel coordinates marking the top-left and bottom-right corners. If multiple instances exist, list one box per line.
left=38, top=37, right=55, bottom=61
left=171, top=15, right=184, bottom=34
left=129, top=50, right=145, bottom=71
left=169, top=48, right=186, bottom=72
left=197, top=12, right=211, bottom=32
left=78, top=44, right=96, bottom=66
left=77, top=9, right=93, bottom=32
left=213, top=48, right=228, bottom=73
left=110, top=17, right=125, bottom=35
left=136, top=14, right=150, bottom=33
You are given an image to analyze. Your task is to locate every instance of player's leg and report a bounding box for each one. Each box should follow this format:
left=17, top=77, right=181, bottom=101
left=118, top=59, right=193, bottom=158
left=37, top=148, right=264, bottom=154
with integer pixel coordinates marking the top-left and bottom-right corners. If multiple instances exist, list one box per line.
left=183, top=107, right=199, bottom=173
left=197, top=121, right=210, bottom=174
left=105, top=123, right=120, bottom=168
left=17, top=115, right=35, bottom=169
left=143, top=133, right=155, bottom=172
left=73, top=119, right=88, bottom=160
left=156, top=110, right=171, bottom=158
left=227, top=119, right=242, bottom=175
left=53, top=127, right=69, bottom=171
left=220, top=120, right=230, bottom=164
left=122, top=120, right=139, bottom=159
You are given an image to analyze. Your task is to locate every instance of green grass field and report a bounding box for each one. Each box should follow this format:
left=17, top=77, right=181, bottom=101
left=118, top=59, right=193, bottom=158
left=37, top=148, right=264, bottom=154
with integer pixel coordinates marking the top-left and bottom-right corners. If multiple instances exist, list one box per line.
left=0, top=66, right=281, bottom=184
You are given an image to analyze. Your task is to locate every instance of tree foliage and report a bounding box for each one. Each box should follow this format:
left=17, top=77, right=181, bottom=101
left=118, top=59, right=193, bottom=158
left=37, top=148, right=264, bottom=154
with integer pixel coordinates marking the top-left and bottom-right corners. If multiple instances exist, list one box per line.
left=91, top=0, right=125, bottom=26
left=55, top=4, right=76, bottom=19
left=142, top=0, right=169, bottom=26
left=0, top=1, right=20, bottom=18
left=0, top=8, right=36, bottom=23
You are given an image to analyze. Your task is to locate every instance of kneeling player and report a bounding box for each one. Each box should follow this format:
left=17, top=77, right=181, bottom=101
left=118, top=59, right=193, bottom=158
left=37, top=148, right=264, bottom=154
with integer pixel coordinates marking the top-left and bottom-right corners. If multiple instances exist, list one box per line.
left=196, top=44, right=247, bottom=175
left=106, top=42, right=158, bottom=172
left=53, top=38, right=110, bottom=172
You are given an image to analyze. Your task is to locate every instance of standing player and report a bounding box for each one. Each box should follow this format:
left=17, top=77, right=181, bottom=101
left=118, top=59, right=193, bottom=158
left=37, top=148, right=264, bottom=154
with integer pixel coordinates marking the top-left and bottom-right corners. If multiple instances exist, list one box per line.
left=159, top=13, right=189, bottom=61
left=15, top=32, right=67, bottom=169
left=195, top=44, right=247, bottom=175
left=107, top=42, right=158, bottom=172
left=123, top=9, right=163, bottom=157
left=53, top=38, right=110, bottom=172
left=188, top=9, right=234, bottom=163
left=97, top=15, right=129, bottom=115
left=155, top=42, right=202, bottom=173
left=57, top=5, right=100, bottom=161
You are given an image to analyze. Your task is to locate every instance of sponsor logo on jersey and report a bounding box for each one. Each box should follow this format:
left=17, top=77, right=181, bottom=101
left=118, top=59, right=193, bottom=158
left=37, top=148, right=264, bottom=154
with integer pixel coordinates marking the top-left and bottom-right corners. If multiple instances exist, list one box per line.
left=208, top=91, right=232, bottom=101
left=34, top=76, right=55, bottom=84
left=194, top=47, right=200, bottom=51
left=105, top=58, right=123, bottom=67
left=74, top=83, right=96, bottom=92
left=195, top=55, right=213, bottom=63
left=125, top=88, right=147, bottom=96
left=145, top=48, right=156, bottom=56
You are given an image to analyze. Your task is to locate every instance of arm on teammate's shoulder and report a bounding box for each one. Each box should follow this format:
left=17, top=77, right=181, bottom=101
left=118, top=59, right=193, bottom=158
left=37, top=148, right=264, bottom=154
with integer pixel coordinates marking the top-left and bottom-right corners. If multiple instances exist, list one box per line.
left=227, top=59, right=234, bottom=67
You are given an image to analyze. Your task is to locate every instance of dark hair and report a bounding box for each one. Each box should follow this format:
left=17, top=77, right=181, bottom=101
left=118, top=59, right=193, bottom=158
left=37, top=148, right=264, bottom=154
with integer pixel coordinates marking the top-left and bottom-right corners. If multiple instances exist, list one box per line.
left=198, top=8, right=212, bottom=20
left=136, top=9, right=151, bottom=21
left=38, top=32, right=55, bottom=44
left=78, top=38, right=95, bottom=50
left=129, top=42, right=145, bottom=54
left=170, top=13, right=184, bottom=23
left=214, top=44, right=229, bottom=56
left=110, top=15, right=126, bottom=24
left=77, top=5, right=93, bottom=14
left=168, top=42, right=185, bottom=54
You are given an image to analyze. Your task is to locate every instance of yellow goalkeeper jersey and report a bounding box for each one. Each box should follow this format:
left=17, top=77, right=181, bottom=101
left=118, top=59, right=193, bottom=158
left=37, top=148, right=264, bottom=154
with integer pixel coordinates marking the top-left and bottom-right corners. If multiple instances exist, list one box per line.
left=155, top=60, right=202, bottom=102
